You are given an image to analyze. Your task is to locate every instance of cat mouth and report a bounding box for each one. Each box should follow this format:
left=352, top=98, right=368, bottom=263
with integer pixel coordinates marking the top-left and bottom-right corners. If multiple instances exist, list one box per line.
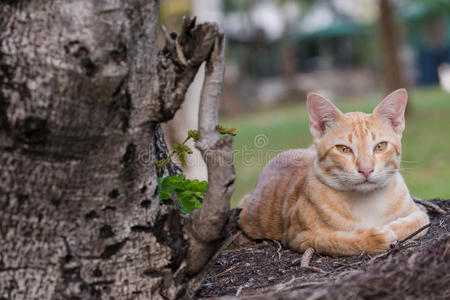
left=357, top=179, right=376, bottom=185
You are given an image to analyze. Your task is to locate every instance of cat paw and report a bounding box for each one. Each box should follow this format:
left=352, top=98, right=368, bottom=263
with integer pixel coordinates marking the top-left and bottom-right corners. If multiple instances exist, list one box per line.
left=366, top=226, right=398, bottom=253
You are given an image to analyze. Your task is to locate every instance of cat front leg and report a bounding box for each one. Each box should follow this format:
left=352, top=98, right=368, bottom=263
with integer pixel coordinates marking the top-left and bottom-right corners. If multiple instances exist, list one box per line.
left=287, top=227, right=398, bottom=256
left=385, top=206, right=429, bottom=241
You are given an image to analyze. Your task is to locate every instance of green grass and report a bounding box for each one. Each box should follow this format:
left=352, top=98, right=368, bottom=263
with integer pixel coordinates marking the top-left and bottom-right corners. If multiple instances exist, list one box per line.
left=221, top=86, right=450, bottom=207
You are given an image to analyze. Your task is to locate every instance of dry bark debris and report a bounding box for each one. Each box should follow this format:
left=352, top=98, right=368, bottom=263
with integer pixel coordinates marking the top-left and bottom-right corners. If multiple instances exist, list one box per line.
left=198, top=199, right=449, bottom=300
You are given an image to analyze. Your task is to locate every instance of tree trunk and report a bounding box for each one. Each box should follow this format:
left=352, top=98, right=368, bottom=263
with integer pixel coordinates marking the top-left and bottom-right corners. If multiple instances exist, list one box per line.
left=379, top=0, right=404, bottom=94
left=0, top=1, right=232, bottom=299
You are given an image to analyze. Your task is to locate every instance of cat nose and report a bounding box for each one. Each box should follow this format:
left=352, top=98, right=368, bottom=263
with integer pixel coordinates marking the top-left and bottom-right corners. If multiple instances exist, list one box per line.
left=358, top=167, right=374, bottom=178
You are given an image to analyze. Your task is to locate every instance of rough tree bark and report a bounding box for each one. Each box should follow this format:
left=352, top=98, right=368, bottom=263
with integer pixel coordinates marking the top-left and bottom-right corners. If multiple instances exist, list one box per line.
left=0, top=1, right=233, bottom=299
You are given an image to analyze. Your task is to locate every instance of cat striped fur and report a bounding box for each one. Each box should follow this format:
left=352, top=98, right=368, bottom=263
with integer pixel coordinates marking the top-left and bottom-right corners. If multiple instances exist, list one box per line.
left=239, top=89, right=429, bottom=256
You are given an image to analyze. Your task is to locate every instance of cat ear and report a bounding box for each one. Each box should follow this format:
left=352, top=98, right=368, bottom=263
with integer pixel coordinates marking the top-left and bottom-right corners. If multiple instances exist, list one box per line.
left=373, top=89, right=407, bottom=135
left=307, top=93, right=343, bottom=139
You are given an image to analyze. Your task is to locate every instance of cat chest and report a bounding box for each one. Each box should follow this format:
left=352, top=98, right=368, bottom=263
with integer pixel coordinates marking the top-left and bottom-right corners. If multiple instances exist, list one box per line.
left=348, top=195, right=392, bottom=229
left=314, top=195, right=392, bottom=230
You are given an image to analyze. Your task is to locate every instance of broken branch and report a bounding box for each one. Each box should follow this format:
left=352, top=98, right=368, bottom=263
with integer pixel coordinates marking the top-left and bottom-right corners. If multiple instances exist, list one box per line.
left=412, top=196, right=446, bottom=215
left=398, top=223, right=431, bottom=246
left=186, top=32, right=236, bottom=275
left=154, top=17, right=220, bottom=122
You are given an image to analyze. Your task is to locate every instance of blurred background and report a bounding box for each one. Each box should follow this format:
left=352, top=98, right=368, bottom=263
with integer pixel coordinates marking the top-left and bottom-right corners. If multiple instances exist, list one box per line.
left=160, top=0, right=450, bottom=206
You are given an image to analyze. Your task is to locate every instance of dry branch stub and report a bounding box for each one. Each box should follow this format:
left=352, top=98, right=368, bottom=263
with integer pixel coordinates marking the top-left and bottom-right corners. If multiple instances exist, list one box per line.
left=186, top=30, right=236, bottom=277
left=155, top=16, right=221, bottom=122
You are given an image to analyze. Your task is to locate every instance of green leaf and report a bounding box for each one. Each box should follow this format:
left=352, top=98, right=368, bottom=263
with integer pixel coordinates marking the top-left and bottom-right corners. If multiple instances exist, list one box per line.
left=177, top=191, right=202, bottom=213
left=157, top=176, right=175, bottom=202
left=173, top=144, right=192, bottom=166
left=173, top=144, right=185, bottom=166
left=193, top=191, right=205, bottom=200
left=156, top=159, right=169, bottom=172
left=157, top=175, right=207, bottom=213
left=217, top=124, right=238, bottom=136
left=188, top=130, right=200, bottom=141
left=180, top=144, right=192, bottom=154
left=178, top=150, right=186, bottom=166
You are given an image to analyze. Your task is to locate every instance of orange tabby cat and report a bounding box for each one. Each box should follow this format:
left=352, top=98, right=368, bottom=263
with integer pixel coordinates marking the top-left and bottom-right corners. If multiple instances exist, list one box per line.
left=239, top=89, right=429, bottom=256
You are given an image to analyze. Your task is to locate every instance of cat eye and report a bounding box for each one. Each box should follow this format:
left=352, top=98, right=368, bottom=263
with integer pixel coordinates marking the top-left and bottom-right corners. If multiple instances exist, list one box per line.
left=336, top=145, right=352, bottom=154
left=374, top=142, right=388, bottom=152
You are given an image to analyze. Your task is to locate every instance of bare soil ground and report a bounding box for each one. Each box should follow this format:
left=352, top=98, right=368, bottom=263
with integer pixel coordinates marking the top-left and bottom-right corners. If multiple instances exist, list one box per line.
left=197, top=199, right=449, bottom=299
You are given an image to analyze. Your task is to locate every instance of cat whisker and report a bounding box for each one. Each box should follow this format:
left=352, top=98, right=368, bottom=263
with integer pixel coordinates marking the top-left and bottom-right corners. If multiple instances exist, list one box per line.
left=400, top=160, right=419, bottom=164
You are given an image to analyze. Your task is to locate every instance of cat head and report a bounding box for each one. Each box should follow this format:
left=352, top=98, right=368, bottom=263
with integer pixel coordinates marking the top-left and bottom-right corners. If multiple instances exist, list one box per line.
left=307, top=89, right=407, bottom=193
